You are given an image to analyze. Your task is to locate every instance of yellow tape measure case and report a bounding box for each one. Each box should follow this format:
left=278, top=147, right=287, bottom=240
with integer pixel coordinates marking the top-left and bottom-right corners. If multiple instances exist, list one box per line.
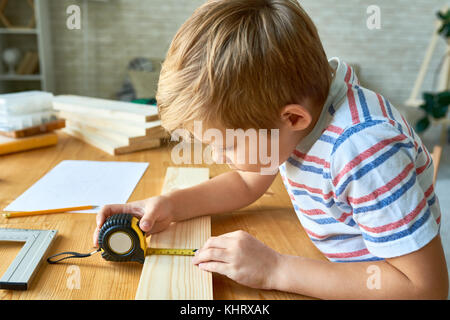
left=97, top=213, right=146, bottom=263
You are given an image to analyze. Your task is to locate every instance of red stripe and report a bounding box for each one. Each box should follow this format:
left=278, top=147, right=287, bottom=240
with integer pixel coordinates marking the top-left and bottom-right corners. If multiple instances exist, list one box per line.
left=332, top=134, right=408, bottom=186
left=399, top=114, right=419, bottom=150
left=303, top=227, right=328, bottom=240
left=416, top=143, right=430, bottom=175
left=347, top=83, right=359, bottom=124
left=377, top=93, right=388, bottom=118
left=288, top=178, right=335, bottom=200
left=347, top=162, right=415, bottom=204
left=298, top=207, right=327, bottom=216
left=292, top=150, right=330, bottom=168
left=400, top=114, right=412, bottom=137
left=358, top=197, right=427, bottom=234
left=324, top=248, right=370, bottom=259
left=326, top=125, right=344, bottom=135
left=298, top=206, right=352, bottom=223
left=344, top=64, right=352, bottom=83
left=424, top=183, right=434, bottom=198
left=336, top=211, right=353, bottom=222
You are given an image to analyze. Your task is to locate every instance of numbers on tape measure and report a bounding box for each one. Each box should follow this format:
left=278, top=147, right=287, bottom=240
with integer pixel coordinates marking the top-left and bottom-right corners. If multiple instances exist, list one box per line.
left=146, top=248, right=197, bottom=256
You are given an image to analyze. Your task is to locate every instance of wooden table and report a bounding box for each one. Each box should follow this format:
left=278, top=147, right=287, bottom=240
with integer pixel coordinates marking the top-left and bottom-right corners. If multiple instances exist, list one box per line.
left=0, top=132, right=326, bottom=300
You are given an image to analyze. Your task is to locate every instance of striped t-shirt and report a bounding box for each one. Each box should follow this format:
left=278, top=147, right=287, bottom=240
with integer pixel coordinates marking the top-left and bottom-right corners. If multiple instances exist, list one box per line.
left=279, top=57, right=441, bottom=262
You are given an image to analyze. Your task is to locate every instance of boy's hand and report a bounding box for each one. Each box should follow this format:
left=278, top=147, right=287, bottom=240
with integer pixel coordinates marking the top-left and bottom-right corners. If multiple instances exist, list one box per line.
left=192, top=230, right=281, bottom=290
left=92, top=195, right=174, bottom=247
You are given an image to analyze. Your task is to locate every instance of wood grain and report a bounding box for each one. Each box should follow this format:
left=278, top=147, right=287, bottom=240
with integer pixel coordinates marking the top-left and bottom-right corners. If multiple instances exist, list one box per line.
left=135, top=167, right=213, bottom=300
left=0, top=132, right=325, bottom=299
left=62, top=127, right=161, bottom=155
left=58, top=110, right=162, bottom=137
left=53, top=95, right=158, bottom=123
left=0, top=132, right=58, bottom=155
left=0, top=119, right=66, bottom=138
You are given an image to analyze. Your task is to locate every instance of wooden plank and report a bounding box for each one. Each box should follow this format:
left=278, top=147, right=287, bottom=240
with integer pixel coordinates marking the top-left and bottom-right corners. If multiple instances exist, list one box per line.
left=63, top=126, right=161, bottom=155
left=135, top=167, right=213, bottom=300
left=58, top=110, right=162, bottom=137
left=0, top=119, right=65, bottom=138
left=0, top=132, right=57, bottom=155
left=64, top=118, right=164, bottom=145
left=53, top=95, right=159, bottom=123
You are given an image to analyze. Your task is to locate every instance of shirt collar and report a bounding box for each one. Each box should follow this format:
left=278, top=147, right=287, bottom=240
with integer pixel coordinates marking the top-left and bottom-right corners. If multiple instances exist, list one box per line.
left=294, top=57, right=348, bottom=151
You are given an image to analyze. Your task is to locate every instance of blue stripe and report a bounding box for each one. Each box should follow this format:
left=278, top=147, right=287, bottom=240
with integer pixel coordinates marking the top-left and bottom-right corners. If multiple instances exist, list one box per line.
left=357, top=88, right=371, bottom=121
left=336, top=141, right=415, bottom=196
left=353, top=172, right=417, bottom=214
left=384, top=97, right=394, bottom=119
left=428, top=195, right=436, bottom=207
left=362, top=208, right=431, bottom=243
left=291, top=189, right=335, bottom=208
left=332, top=120, right=384, bottom=155
left=319, top=134, right=336, bottom=144
left=293, top=205, right=337, bottom=224
left=312, top=234, right=360, bottom=241
left=333, top=256, right=385, bottom=263
left=287, top=157, right=331, bottom=178
left=306, top=216, right=338, bottom=225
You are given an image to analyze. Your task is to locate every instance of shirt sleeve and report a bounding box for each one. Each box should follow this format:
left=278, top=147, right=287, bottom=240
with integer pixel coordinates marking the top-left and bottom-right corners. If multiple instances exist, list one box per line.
left=330, top=120, right=440, bottom=258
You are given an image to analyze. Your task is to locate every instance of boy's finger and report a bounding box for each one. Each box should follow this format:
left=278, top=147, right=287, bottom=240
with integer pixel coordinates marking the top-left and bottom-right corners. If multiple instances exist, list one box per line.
left=192, top=247, right=228, bottom=265
left=96, top=203, right=144, bottom=227
left=139, top=212, right=156, bottom=232
left=197, top=261, right=229, bottom=276
left=96, top=204, right=125, bottom=227
left=202, top=236, right=234, bottom=249
left=92, top=226, right=100, bottom=247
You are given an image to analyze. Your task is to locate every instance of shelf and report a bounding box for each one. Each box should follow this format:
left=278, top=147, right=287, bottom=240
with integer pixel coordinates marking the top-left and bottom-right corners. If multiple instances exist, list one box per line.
left=0, top=28, right=37, bottom=34
left=0, top=74, right=42, bottom=81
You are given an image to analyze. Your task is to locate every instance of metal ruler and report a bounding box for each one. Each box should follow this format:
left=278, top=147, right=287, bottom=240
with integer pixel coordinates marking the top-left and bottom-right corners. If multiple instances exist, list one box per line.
left=0, top=228, right=57, bottom=290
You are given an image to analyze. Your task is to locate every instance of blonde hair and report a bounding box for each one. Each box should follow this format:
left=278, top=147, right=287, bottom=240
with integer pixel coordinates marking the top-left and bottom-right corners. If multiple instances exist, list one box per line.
left=157, top=0, right=332, bottom=131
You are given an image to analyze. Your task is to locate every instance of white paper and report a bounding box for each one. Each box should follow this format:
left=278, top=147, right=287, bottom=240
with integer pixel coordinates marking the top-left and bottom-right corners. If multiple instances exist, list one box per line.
left=4, top=160, right=149, bottom=213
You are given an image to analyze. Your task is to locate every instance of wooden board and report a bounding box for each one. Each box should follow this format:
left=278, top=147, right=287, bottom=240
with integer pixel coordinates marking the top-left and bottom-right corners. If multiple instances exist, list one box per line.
left=63, top=127, right=160, bottom=155
left=53, top=95, right=159, bottom=123
left=58, top=110, right=162, bottom=137
left=64, top=119, right=164, bottom=145
left=135, top=167, right=213, bottom=300
left=0, top=119, right=65, bottom=138
left=0, top=132, right=57, bottom=155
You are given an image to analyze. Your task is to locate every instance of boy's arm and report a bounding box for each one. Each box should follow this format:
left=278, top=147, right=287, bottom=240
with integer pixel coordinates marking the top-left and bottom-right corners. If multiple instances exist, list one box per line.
left=193, top=232, right=448, bottom=299
left=167, top=170, right=277, bottom=221
left=271, top=234, right=448, bottom=299
left=94, top=170, right=276, bottom=246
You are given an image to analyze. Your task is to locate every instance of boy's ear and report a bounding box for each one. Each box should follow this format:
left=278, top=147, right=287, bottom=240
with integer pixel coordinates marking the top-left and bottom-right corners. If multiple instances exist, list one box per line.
left=280, top=104, right=313, bottom=131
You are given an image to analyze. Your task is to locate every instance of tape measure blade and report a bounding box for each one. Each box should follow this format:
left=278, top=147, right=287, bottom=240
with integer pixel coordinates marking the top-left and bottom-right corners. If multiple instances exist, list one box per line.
left=145, top=248, right=197, bottom=256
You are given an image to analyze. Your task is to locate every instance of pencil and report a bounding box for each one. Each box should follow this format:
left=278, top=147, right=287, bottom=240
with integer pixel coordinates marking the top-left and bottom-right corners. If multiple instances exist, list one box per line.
left=2, top=205, right=97, bottom=218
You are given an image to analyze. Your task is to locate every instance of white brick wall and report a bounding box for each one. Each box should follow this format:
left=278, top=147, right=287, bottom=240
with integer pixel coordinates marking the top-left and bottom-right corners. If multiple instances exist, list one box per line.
left=48, top=0, right=448, bottom=121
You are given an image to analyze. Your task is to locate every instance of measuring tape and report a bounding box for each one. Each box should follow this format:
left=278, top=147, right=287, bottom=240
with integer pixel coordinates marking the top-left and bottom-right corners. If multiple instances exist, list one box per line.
left=47, top=213, right=197, bottom=264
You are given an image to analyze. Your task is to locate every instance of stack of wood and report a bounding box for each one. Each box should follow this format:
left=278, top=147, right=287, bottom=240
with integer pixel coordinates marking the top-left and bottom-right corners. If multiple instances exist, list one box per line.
left=0, top=91, right=63, bottom=155
left=53, top=95, right=167, bottom=155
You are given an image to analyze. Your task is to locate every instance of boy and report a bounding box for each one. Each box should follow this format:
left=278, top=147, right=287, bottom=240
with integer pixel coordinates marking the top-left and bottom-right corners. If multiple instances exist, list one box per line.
left=94, top=0, right=448, bottom=299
